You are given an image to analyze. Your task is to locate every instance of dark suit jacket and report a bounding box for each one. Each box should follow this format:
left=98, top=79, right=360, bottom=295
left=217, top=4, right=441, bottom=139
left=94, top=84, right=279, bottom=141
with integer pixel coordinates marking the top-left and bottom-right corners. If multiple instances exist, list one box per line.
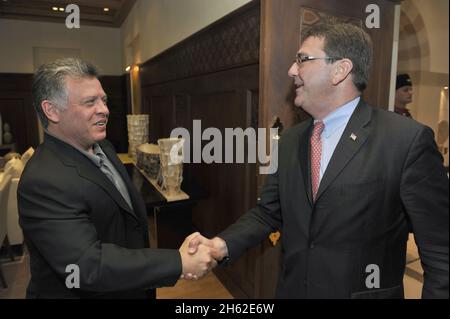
left=18, top=133, right=182, bottom=298
left=219, top=100, right=449, bottom=299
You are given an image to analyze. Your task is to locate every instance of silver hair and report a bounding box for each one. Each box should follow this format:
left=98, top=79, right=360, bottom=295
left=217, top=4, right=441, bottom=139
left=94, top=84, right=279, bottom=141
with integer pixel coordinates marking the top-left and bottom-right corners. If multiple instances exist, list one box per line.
left=32, top=58, right=99, bottom=128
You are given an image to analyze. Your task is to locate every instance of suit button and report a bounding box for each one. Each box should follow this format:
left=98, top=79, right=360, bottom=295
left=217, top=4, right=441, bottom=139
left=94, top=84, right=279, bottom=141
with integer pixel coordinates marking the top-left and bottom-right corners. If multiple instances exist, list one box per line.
left=309, top=242, right=315, bottom=249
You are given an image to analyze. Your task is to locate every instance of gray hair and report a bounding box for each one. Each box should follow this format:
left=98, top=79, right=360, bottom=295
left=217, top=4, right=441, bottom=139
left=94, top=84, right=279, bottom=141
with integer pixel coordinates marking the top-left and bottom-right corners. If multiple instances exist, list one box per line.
left=302, top=22, right=373, bottom=92
left=32, top=58, right=99, bottom=128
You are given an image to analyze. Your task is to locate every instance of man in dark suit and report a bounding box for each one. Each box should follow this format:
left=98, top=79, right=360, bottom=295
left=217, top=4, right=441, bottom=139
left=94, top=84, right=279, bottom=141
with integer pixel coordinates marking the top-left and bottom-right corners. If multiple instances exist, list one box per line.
left=188, top=23, right=449, bottom=298
left=19, top=58, right=215, bottom=298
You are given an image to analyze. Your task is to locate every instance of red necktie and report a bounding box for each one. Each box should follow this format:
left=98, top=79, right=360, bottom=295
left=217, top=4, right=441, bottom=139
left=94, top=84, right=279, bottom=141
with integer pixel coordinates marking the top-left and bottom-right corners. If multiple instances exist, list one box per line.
left=311, top=121, right=325, bottom=202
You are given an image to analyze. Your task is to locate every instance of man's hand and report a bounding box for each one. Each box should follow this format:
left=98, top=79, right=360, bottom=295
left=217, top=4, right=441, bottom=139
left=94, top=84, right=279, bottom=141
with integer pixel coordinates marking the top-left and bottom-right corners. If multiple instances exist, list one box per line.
left=179, top=232, right=218, bottom=280
left=186, top=233, right=228, bottom=272
left=187, top=233, right=228, bottom=262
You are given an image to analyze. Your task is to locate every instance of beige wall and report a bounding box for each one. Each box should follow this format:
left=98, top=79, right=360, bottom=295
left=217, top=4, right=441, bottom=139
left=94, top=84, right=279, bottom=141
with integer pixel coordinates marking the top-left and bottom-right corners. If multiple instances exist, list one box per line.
left=0, top=19, right=122, bottom=75
left=414, top=0, right=448, bottom=73
left=121, top=0, right=252, bottom=69
left=398, top=0, right=449, bottom=143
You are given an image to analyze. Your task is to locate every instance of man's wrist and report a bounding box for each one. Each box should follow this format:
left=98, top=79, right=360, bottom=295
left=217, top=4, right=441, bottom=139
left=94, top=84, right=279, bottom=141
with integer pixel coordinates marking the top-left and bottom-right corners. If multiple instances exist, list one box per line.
left=217, top=256, right=230, bottom=265
left=214, top=237, right=229, bottom=263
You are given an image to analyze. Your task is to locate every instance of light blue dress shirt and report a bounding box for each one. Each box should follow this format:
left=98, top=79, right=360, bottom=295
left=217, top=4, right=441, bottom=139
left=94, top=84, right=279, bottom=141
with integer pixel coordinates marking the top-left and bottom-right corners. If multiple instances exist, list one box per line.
left=314, top=96, right=360, bottom=182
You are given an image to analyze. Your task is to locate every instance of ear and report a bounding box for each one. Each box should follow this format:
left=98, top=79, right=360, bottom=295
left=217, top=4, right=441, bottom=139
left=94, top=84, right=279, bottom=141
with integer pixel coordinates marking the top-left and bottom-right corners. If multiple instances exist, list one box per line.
left=332, top=58, right=353, bottom=86
left=41, top=100, right=61, bottom=124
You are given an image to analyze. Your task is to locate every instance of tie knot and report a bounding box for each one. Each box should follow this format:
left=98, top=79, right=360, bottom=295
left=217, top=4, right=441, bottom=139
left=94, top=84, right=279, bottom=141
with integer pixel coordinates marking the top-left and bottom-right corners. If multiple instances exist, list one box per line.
left=312, top=121, right=325, bottom=137
left=95, top=152, right=106, bottom=166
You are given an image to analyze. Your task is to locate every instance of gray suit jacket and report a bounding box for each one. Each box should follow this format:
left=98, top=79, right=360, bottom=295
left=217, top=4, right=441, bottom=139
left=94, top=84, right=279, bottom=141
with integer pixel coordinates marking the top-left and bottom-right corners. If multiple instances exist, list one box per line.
left=220, top=100, right=449, bottom=298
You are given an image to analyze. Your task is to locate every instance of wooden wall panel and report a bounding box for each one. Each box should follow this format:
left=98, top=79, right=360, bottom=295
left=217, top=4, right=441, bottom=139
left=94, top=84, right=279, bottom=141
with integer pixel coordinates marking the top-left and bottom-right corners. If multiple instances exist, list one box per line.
left=101, top=75, right=129, bottom=153
left=141, top=64, right=260, bottom=298
left=139, top=2, right=260, bottom=88
left=188, top=88, right=256, bottom=234
left=140, top=1, right=261, bottom=298
left=0, top=73, right=38, bottom=154
left=148, top=96, right=176, bottom=144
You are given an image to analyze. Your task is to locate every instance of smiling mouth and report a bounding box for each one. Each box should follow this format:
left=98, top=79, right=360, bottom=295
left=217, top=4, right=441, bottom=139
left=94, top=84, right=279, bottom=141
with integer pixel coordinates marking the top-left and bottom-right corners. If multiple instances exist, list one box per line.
left=294, top=80, right=303, bottom=89
left=94, top=120, right=107, bottom=127
left=295, top=84, right=304, bottom=92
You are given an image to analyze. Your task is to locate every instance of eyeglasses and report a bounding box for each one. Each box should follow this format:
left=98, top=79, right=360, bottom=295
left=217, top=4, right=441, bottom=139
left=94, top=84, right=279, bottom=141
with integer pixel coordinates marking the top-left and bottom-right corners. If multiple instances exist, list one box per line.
left=295, top=53, right=342, bottom=65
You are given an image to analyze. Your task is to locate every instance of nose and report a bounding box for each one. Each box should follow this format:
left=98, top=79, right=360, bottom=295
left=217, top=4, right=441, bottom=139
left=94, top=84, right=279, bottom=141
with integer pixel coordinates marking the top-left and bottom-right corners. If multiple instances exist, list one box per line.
left=97, top=99, right=109, bottom=117
left=288, top=62, right=298, bottom=78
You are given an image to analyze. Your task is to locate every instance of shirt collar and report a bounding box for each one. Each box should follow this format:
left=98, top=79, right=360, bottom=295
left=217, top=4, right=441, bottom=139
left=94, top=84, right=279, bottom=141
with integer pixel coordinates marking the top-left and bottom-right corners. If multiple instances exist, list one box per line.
left=315, top=96, right=360, bottom=138
left=79, top=143, right=106, bottom=168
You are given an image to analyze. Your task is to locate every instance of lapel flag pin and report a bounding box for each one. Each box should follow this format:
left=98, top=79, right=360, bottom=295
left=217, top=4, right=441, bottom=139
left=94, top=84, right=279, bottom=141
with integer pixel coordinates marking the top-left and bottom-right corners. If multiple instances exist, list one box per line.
left=350, top=133, right=357, bottom=141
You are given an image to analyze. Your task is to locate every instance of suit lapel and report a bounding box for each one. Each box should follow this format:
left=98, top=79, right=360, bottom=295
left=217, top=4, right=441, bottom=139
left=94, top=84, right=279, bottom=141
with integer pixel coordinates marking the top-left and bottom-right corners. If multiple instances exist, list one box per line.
left=315, top=100, right=372, bottom=203
left=77, top=162, right=138, bottom=220
left=100, top=142, right=134, bottom=193
left=299, top=118, right=314, bottom=208
left=44, top=134, right=138, bottom=220
left=291, top=121, right=314, bottom=237
left=100, top=142, right=147, bottom=221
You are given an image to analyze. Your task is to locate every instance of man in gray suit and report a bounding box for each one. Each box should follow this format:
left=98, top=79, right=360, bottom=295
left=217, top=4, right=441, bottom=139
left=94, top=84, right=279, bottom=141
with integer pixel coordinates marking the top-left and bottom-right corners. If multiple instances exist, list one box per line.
left=19, top=58, right=215, bottom=298
left=189, top=23, right=449, bottom=298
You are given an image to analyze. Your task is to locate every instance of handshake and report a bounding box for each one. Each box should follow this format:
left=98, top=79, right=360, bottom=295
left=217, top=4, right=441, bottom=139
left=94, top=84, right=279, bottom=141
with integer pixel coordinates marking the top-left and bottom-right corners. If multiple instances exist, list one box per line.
left=178, top=232, right=229, bottom=280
